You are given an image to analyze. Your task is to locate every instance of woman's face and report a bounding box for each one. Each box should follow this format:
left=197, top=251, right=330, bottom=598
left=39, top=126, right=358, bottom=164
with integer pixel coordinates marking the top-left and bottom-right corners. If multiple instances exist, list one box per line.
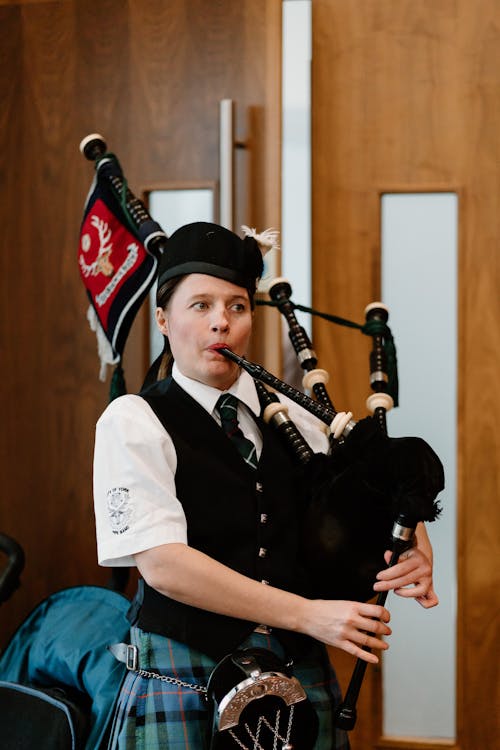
left=156, top=273, right=253, bottom=390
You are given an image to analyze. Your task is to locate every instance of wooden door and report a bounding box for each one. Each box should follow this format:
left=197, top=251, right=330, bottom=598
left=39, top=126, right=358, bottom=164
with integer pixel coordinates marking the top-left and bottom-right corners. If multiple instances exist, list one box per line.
left=312, top=2, right=499, bottom=749
left=0, top=0, right=281, bottom=645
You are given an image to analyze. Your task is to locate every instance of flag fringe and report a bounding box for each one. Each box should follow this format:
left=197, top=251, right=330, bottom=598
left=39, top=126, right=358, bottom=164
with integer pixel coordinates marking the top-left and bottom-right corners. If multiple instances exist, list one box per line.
left=86, top=305, right=120, bottom=381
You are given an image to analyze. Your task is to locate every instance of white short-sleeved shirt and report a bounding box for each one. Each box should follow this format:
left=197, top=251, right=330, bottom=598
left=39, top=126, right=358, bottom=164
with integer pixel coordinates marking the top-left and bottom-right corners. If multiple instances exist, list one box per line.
left=93, top=363, right=329, bottom=567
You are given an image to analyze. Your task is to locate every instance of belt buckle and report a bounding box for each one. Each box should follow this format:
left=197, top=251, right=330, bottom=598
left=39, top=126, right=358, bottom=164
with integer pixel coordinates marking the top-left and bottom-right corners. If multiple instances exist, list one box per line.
left=126, top=644, right=138, bottom=671
left=254, top=624, right=272, bottom=635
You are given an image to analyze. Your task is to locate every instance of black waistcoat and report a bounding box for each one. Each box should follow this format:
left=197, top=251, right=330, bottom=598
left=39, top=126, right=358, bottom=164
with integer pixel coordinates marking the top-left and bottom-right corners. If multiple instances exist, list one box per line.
left=136, top=376, right=313, bottom=661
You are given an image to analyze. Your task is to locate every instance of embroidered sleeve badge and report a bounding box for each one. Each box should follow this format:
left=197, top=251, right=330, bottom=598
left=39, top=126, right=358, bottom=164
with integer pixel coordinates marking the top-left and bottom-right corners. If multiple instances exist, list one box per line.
left=107, top=487, right=132, bottom=535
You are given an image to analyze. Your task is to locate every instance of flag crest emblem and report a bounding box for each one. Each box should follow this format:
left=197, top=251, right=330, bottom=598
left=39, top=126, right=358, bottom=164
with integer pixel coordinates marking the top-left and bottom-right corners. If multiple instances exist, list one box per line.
left=79, top=198, right=150, bottom=338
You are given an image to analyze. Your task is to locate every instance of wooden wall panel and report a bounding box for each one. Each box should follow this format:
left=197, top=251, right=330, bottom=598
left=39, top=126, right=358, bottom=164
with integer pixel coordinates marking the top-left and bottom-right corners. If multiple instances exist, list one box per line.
left=0, top=0, right=281, bottom=646
left=313, top=2, right=500, bottom=749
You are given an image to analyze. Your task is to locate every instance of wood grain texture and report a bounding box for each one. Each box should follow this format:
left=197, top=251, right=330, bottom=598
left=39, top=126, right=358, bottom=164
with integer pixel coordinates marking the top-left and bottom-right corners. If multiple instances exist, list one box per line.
left=0, top=0, right=281, bottom=648
left=313, top=2, right=500, bottom=749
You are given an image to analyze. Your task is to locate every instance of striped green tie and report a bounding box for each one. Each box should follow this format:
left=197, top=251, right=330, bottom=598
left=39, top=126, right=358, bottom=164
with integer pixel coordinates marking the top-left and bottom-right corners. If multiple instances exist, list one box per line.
left=216, top=393, right=258, bottom=470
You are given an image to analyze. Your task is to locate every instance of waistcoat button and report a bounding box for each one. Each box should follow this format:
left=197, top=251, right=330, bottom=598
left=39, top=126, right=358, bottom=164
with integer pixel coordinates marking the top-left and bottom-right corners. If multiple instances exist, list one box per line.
left=260, top=513, right=268, bottom=524
left=258, top=547, right=267, bottom=558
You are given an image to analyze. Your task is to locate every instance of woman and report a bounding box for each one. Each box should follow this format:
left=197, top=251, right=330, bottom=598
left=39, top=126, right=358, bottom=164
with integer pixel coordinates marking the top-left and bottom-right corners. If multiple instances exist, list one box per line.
left=94, top=222, right=439, bottom=750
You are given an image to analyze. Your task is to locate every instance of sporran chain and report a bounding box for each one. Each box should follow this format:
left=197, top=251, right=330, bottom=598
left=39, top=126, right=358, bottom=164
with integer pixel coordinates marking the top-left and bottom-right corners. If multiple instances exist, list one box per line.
left=135, top=666, right=207, bottom=695
left=228, top=705, right=295, bottom=750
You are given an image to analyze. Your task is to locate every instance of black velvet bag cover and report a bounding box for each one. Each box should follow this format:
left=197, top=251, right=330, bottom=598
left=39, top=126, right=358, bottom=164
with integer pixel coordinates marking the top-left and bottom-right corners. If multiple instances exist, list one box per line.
left=301, top=417, right=444, bottom=601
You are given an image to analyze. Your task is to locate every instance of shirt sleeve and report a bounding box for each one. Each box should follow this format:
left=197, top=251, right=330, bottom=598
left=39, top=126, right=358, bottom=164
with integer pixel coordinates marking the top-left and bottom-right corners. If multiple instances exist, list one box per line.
left=93, top=394, right=188, bottom=567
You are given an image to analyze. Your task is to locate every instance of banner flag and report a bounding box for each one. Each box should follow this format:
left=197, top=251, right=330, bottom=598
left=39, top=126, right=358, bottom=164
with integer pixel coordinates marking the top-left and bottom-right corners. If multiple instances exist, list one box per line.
left=78, top=154, right=161, bottom=387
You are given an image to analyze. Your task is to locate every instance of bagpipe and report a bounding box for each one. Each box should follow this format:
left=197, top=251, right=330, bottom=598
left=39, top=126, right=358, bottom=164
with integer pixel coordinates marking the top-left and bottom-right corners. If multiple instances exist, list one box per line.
left=217, top=289, right=444, bottom=730
left=79, top=134, right=444, bottom=743
left=217, top=296, right=443, bottom=605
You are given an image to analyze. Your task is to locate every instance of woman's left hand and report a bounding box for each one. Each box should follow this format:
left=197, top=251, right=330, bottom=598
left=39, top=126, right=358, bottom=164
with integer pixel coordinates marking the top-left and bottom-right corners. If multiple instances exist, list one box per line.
left=372, top=545, right=439, bottom=609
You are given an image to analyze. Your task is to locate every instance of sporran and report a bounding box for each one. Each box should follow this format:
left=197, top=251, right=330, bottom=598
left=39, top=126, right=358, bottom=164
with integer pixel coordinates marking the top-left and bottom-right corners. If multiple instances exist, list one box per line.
left=207, top=647, right=318, bottom=750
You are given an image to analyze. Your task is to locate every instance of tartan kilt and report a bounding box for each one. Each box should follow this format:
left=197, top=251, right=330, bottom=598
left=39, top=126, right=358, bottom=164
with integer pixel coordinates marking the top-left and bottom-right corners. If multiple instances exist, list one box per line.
left=107, top=626, right=350, bottom=750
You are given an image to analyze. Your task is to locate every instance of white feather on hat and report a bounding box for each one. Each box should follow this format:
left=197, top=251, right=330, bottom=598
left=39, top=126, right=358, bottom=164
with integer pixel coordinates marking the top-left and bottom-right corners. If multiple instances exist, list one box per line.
left=241, top=225, right=280, bottom=257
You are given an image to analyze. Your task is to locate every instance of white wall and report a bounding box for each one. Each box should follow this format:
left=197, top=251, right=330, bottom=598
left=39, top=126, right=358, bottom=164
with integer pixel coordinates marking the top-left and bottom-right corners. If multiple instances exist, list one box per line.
left=282, top=0, right=311, bottom=333
left=381, top=193, right=457, bottom=738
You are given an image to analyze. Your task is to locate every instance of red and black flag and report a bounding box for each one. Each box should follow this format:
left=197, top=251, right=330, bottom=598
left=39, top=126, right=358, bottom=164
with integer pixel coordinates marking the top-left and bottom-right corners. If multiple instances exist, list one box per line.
left=78, top=143, right=165, bottom=397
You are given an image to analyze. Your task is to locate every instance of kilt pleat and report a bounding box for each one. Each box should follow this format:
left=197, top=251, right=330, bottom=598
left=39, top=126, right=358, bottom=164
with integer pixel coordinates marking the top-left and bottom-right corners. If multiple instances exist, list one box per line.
left=107, top=627, right=350, bottom=750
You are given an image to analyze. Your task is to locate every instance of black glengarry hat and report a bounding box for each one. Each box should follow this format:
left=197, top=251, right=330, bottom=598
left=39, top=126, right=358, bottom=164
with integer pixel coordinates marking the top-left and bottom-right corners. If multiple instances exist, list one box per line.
left=157, top=222, right=277, bottom=293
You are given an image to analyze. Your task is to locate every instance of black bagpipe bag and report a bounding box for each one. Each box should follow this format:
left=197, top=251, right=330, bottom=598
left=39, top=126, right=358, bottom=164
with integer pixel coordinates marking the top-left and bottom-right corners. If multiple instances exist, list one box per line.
left=300, top=417, right=444, bottom=602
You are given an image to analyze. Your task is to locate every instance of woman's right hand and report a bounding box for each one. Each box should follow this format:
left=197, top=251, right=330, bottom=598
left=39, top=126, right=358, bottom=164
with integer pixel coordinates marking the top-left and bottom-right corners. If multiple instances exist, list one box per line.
left=302, top=599, right=392, bottom=663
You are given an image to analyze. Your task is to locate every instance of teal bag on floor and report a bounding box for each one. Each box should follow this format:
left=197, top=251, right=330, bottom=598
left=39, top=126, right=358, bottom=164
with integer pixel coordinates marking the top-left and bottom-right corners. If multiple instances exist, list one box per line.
left=0, top=585, right=130, bottom=750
